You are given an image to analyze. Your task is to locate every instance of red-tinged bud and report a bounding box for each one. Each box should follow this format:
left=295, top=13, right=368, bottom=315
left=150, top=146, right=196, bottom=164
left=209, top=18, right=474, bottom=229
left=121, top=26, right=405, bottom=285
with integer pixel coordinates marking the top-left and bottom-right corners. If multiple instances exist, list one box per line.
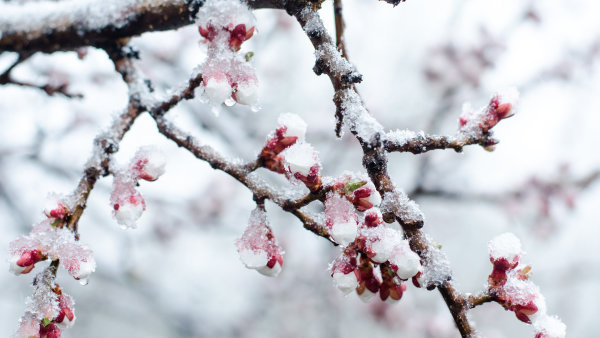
left=364, top=209, right=383, bottom=228
left=16, top=249, right=45, bottom=268
left=412, top=271, right=422, bottom=288
left=513, top=301, right=538, bottom=324
left=229, top=24, right=255, bottom=51
left=496, top=103, right=513, bottom=119
left=39, top=322, right=62, bottom=338
left=198, top=24, right=218, bottom=41
left=45, top=202, right=69, bottom=220
left=293, top=165, right=322, bottom=192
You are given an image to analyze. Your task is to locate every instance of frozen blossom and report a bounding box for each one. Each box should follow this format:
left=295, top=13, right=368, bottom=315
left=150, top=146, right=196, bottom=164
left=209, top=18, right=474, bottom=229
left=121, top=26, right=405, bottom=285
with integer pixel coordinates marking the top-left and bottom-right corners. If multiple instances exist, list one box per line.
left=196, top=0, right=258, bottom=107
left=278, top=113, right=307, bottom=141
left=330, top=250, right=358, bottom=295
left=110, top=146, right=165, bottom=229
left=324, top=193, right=358, bottom=246
left=486, top=233, right=565, bottom=332
left=488, top=232, right=523, bottom=264
left=331, top=173, right=381, bottom=212
left=8, top=220, right=96, bottom=281
left=283, top=143, right=319, bottom=177
left=15, top=267, right=76, bottom=338
left=236, top=208, right=284, bottom=277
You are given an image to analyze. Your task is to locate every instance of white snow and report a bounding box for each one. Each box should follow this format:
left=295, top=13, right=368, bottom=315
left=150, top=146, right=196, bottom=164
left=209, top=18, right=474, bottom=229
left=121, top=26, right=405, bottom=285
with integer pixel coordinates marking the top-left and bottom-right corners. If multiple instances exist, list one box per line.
left=330, top=221, right=358, bottom=247
left=283, top=143, right=319, bottom=177
left=233, top=80, right=259, bottom=105
left=204, top=76, right=232, bottom=104
left=488, top=232, right=523, bottom=262
left=534, top=315, right=567, bottom=338
left=332, top=272, right=358, bottom=295
left=278, top=113, right=307, bottom=140
left=238, top=248, right=268, bottom=269
left=380, top=189, right=425, bottom=223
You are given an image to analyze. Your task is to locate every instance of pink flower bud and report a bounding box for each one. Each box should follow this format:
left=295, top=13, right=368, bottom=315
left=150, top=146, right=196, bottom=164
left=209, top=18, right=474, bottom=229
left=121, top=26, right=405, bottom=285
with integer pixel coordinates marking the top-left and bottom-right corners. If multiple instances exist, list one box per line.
left=232, top=78, right=259, bottom=106
left=330, top=249, right=359, bottom=295
left=325, top=194, right=358, bottom=246
left=352, top=182, right=382, bottom=212
left=355, top=256, right=380, bottom=302
left=458, top=87, right=519, bottom=134
left=283, top=143, right=322, bottom=191
left=236, top=208, right=284, bottom=277
left=203, top=73, right=232, bottom=104
left=44, top=202, right=69, bottom=221
left=130, top=146, right=166, bottom=182
left=112, top=190, right=146, bottom=229
left=198, top=24, right=218, bottom=42
left=388, top=241, right=421, bottom=280
left=54, top=294, right=75, bottom=328
left=534, top=315, right=566, bottom=338
left=363, top=209, right=383, bottom=228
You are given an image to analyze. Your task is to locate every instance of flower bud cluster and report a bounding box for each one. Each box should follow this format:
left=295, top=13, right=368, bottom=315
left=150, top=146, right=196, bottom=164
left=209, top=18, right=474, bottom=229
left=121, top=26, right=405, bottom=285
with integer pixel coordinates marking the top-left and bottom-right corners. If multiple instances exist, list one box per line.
left=15, top=269, right=76, bottom=338
left=325, top=174, right=421, bottom=302
left=487, top=233, right=565, bottom=337
left=8, top=219, right=95, bottom=282
left=236, top=207, right=284, bottom=277
left=110, top=146, right=166, bottom=229
left=261, top=113, right=322, bottom=191
left=197, top=0, right=259, bottom=106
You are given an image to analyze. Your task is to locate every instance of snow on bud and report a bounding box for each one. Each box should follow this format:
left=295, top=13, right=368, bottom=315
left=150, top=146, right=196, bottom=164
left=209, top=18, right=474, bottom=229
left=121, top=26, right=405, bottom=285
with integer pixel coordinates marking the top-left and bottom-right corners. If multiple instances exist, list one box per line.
left=459, top=87, right=519, bottom=134
left=112, top=188, right=146, bottom=229
left=325, top=194, right=358, bottom=246
left=44, top=201, right=69, bottom=223
left=232, top=78, right=259, bottom=106
left=196, top=0, right=256, bottom=51
left=55, top=294, right=76, bottom=328
left=488, top=232, right=523, bottom=287
left=260, top=113, right=307, bottom=173
left=58, top=243, right=96, bottom=281
left=229, top=24, right=255, bottom=51
left=130, top=146, right=166, bottom=182
left=330, top=249, right=358, bottom=295
left=284, top=143, right=319, bottom=177
left=8, top=237, right=45, bottom=275
left=388, top=240, right=422, bottom=280
left=15, top=313, right=39, bottom=338
left=278, top=113, right=307, bottom=141
left=236, top=208, right=284, bottom=277
left=203, top=73, right=233, bottom=104
left=362, top=227, right=403, bottom=264
left=534, top=315, right=566, bottom=338
left=283, top=143, right=322, bottom=191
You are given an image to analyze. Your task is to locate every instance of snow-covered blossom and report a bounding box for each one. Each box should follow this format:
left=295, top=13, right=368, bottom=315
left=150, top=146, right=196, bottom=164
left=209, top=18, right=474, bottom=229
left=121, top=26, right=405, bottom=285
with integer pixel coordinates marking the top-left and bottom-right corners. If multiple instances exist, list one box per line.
left=283, top=143, right=322, bottom=191
left=260, top=113, right=307, bottom=173
left=330, top=174, right=381, bottom=212
left=486, top=233, right=565, bottom=330
left=14, top=268, right=76, bottom=338
left=8, top=220, right=95, bottom=281
left=110, top=146, right=165, bottom=229
left=236, top=208, right=284, bottom=277
left=324, top=193, right=358, bottom=246
left=330, top=249, right=359, bottom=295
left=130, top=146, right=166, bottom=182
left=459, top=87, right=519, bottom=135
left=197, top=0, right=259, bottom=107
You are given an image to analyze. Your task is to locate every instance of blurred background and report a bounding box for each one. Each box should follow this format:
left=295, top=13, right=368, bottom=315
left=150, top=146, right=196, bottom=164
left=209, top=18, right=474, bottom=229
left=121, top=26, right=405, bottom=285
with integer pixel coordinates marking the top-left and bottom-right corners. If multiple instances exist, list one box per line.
left=1, top=0, right=600, bottom=337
